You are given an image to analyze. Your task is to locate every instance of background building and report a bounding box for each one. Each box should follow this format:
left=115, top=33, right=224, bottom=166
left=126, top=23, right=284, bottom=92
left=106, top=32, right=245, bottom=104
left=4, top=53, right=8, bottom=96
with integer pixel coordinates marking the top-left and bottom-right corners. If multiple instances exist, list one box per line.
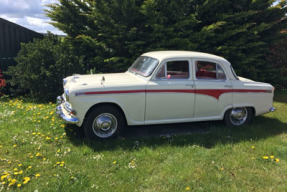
left=0, top=17, right=44, bottom=73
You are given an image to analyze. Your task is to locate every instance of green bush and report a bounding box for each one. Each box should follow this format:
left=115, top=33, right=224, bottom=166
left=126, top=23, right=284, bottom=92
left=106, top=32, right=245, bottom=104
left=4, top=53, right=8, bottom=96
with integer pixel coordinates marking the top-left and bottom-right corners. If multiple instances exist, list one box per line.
left=6, top=33, right=84, bottom=101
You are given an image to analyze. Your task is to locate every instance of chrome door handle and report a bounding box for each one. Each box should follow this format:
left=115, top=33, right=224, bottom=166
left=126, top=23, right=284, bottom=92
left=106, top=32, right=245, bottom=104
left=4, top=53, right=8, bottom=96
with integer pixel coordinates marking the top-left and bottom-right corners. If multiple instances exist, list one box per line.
left=224, top=85, right=232, bottom=88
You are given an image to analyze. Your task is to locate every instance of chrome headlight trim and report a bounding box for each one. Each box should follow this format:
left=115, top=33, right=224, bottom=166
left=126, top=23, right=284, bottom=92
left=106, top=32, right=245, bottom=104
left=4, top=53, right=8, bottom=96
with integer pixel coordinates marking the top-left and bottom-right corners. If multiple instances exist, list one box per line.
left=64, top=89, right=69, bottom=102
left=63, top=78, right=67, bottom=86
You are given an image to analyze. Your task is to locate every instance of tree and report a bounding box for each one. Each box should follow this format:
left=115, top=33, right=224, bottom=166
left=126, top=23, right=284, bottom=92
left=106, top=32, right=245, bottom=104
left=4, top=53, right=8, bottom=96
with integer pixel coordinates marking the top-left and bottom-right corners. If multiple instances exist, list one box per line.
left=6, top=33, right=84, bottom=101
left=267, top=35, right=287, bottom=89
left=47, top=0, right=287, bottom=84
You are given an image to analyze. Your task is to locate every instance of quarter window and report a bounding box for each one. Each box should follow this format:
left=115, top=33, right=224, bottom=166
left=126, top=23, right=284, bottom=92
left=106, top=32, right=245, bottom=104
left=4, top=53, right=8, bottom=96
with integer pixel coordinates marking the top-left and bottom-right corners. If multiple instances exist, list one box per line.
left=196, top=61, right=226, bottom=80
left=156, top=60, right=190, bottom=79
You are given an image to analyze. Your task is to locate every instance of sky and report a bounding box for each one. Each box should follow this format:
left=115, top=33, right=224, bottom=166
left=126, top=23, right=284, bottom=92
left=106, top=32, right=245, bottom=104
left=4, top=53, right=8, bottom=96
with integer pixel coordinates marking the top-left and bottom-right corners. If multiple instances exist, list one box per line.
left=0, top=0, right=65, bottom=35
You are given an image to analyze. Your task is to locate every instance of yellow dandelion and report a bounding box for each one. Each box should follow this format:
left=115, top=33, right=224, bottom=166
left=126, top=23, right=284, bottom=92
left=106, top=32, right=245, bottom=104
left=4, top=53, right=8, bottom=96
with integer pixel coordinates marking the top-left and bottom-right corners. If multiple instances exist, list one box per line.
left=36, top=153, right=42, bottom=157
left=35, top=173, right=41, bottom=179
left=23, top=177, right=30, bottom=184
left=2, top=181, right=6, bottom=185
left=8, top=182, right=15, bottom=186
left=251, top=146, right=255, bottom=149
left=13, top=168, right=18, bottom=171
left=17, top=183, right=21, bottom=187
left=43, top=157, right=47, bottom=161
left=30, top=155, right=34, bottom=159
left=185, top=186, right=190, bottom=191
left=19, top=170, right=23, bottom=174
left=0, top=145, right=2, bottom=148
left=14, top=172, right=19, bottom=175
left=220, top=167, right=224, bottom=171
left=275, top=158, right=280, bottom=162
left=28, top=166, right=32, bottom=169
left=270, top=156, right=274, bottom=159
left=18, top=164, right=22, bottom=167
left=13, top=144, right=17, bottom=148
left=46, top=136, right=51, bottom=140
left=8, top=161, right=12, bottom=164
left=113, top=161, right=117, bottom=164
left=263, top=156, right=269, bottom=160
left=1, top=174, right=8, bottom=180
left=55, top=137, right=59, bottom=140
left=57, top=149, right=61, bottom=153
left=32, top=132, right=36, bottom=135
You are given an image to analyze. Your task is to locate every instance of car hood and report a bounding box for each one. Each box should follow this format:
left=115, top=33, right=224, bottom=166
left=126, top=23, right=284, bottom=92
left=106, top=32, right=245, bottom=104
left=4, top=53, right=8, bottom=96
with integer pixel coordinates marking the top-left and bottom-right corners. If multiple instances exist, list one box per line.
left=64, top=72, right=147, bottom=91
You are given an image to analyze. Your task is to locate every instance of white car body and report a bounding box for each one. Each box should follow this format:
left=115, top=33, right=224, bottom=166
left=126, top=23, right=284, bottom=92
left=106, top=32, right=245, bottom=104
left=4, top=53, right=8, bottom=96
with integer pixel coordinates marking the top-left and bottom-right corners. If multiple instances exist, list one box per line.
left=57, top=51, right=275, bottom=138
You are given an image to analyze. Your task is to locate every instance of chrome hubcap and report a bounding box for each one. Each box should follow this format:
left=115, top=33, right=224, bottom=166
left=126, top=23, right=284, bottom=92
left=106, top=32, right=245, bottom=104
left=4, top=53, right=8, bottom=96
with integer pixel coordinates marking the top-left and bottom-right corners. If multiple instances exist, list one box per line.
left=92, top=113, right=117, bottom=138
left=230, top=107, right=248, bottom=126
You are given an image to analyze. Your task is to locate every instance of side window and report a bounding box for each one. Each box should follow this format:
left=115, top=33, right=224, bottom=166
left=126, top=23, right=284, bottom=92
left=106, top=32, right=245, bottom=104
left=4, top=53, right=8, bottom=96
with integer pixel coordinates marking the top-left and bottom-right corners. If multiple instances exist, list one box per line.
left=196, top=61, right=226, bottom=80
left=156, top=60, right=190, bottom=79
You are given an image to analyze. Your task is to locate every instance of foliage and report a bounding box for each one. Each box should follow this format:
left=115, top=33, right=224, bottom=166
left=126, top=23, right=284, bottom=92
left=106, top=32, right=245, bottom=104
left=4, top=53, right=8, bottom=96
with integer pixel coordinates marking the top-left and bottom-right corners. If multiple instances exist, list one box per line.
left=0, top=92, right=286, bottom=191
left=5, top=33, right=84, bottom=101
left=267, top=36, right=287, bottom=89
left=46, top=0, right=287, bottom=84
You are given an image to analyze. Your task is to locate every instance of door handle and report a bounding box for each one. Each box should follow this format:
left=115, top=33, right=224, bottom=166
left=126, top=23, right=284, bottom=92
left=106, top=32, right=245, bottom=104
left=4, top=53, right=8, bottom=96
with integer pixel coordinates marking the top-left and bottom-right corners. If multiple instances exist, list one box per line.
left=224, top=84, right=232, bottom=88
left=185, top=84, right=194, bottom=88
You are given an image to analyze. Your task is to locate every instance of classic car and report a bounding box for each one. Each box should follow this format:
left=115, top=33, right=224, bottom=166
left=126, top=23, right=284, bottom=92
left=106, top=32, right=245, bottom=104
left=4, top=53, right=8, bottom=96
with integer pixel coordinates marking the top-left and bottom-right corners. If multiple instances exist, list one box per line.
left=56, top=51, right=275, bottom=139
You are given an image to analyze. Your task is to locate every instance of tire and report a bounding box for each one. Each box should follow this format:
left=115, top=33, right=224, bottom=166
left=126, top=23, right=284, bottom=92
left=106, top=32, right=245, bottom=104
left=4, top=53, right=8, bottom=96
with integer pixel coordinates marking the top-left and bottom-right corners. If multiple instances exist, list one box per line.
left=224, top=107, right=253, bottom=126
left=84, top=105, right=125, bottom=140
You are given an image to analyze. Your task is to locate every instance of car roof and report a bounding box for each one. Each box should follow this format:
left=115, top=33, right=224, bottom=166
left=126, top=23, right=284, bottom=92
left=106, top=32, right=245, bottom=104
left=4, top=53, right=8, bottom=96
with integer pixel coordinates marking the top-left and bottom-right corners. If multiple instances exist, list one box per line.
left=142, top=51, right=229, bottom=64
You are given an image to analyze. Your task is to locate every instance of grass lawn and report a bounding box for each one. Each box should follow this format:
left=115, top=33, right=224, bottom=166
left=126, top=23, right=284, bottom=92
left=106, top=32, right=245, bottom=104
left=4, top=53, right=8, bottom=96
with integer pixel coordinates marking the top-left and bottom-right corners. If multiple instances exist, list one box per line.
left=0, top=92, right=286, bottom=191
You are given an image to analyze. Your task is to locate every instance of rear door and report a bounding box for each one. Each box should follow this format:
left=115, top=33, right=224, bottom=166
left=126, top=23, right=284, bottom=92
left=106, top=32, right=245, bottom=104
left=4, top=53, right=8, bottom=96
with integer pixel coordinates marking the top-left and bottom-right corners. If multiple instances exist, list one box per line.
left=193, top=59, right=232, bottom=118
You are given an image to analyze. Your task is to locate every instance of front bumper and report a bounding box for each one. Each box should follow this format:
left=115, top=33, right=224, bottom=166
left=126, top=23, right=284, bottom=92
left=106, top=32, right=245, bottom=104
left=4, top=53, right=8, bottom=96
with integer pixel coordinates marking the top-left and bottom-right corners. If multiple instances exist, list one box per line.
left=56, top=95, right=79, bottom=124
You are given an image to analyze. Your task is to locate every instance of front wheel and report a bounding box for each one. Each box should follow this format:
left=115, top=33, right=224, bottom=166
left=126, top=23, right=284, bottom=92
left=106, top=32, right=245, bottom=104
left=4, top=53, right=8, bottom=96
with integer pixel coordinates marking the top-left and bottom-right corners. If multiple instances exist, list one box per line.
left=224, top=107, right=253, bottom=126
left=84, top=105, right=125, bottom=140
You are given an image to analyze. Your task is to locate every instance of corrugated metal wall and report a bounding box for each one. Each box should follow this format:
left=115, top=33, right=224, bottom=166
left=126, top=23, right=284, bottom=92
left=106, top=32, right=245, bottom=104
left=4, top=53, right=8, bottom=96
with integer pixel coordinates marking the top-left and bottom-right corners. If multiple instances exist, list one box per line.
left=0, top=17, right=44, bottom=72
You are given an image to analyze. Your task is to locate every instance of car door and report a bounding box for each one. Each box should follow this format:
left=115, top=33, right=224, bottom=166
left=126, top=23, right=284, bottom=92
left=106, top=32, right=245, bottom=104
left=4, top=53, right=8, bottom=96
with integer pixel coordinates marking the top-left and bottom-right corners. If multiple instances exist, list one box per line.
left=145, top=58, right=195, bottom=123
left=193, top=59, right=232, bottom=118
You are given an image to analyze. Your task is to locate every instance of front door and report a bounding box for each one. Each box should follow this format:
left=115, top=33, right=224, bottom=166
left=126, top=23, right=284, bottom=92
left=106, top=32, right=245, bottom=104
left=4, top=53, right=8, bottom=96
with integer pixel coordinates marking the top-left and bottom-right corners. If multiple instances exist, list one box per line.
left=145, top=59, right=195, bottom=124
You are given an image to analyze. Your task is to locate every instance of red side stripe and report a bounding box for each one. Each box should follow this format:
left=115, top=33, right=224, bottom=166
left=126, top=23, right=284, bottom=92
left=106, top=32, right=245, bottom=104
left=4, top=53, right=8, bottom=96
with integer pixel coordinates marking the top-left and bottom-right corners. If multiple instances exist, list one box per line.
left=76, top=89, right=269, bottom=99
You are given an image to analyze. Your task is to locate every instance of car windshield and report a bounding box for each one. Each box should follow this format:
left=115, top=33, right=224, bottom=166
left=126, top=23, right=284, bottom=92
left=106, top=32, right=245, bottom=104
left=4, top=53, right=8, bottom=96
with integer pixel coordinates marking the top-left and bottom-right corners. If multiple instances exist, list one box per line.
left=128, top=56, right=159, bottom=77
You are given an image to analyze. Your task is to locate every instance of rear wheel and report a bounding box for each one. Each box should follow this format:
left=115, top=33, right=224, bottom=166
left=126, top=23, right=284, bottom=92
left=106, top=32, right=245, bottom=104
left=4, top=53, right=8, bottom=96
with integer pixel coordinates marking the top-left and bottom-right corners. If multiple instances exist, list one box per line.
left=224, top=107, right=253, bottom=126
left=84, top=105, right=125, bottom=140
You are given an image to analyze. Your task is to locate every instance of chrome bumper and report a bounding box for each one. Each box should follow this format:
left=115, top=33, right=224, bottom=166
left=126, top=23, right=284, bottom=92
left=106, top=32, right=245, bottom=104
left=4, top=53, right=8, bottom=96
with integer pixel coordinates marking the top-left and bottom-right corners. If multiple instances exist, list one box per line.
left=56, top=96, right=79, bottom=124
left=270, top=107, right=275, bottom=112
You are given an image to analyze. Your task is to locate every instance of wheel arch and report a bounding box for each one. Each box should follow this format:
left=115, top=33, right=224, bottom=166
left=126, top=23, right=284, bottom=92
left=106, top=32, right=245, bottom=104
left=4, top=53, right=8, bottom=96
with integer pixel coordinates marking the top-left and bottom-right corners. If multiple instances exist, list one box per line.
left=83, top=102, right=127, bottom=126
left=222, top=105, right=256, bottom=119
